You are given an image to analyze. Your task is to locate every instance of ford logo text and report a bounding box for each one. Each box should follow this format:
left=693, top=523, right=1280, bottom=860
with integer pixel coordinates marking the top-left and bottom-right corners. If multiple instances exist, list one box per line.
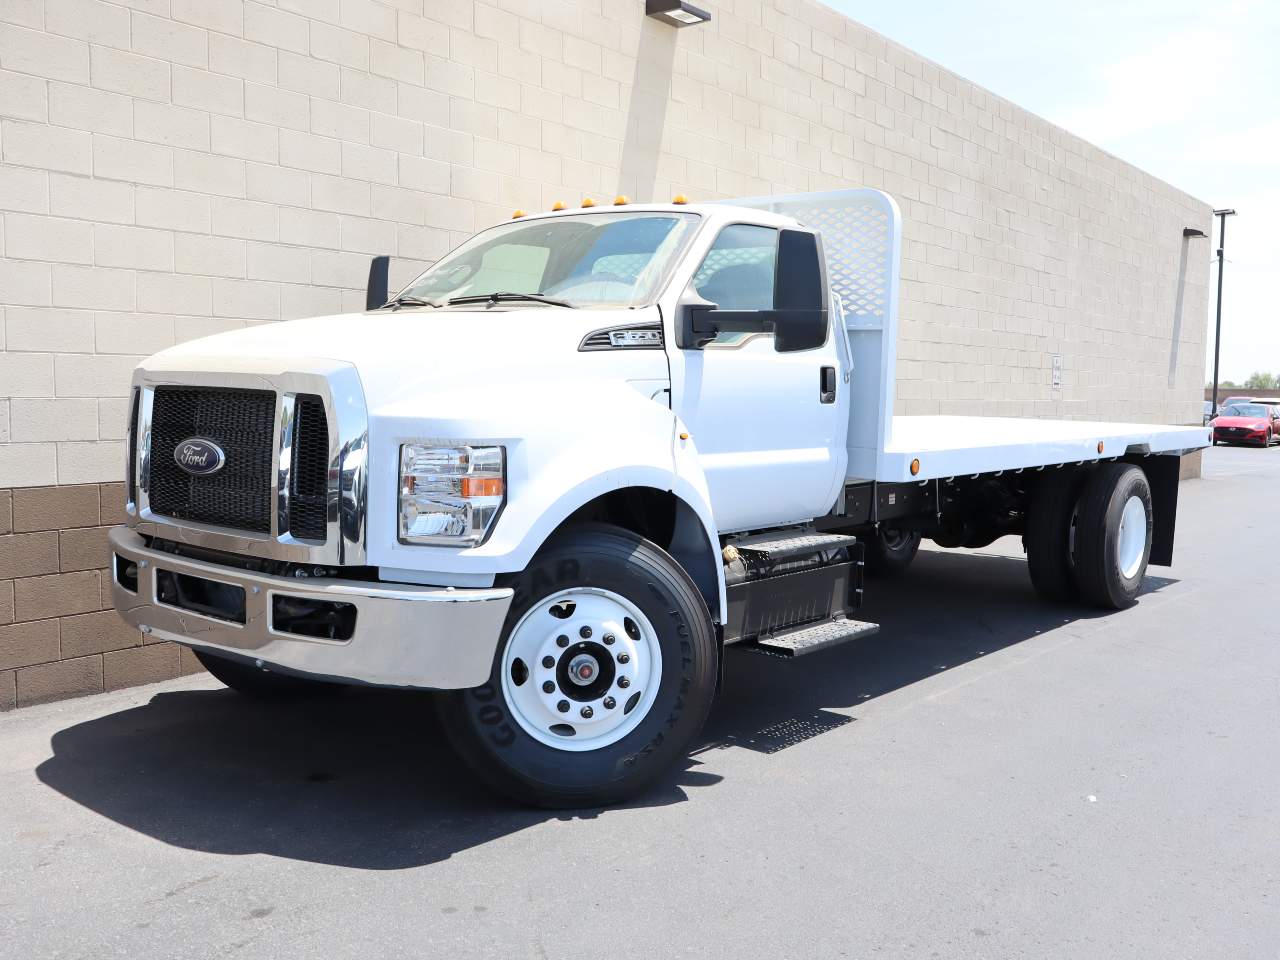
left=173, top=438, right=227, bottom=476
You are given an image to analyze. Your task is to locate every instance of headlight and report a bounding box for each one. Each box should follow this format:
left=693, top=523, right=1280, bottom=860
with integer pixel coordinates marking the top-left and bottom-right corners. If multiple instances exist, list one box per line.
left=399, top=443, right=505, bottom=545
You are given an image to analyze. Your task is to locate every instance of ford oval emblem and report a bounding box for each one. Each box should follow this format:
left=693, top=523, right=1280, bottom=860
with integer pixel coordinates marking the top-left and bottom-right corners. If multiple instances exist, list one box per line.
left=173, top=438, right=226, bottom=476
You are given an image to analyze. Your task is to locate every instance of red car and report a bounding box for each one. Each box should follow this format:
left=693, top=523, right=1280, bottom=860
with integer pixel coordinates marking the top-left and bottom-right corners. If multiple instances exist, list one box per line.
left=1212, top=402, right=1279, bottom=447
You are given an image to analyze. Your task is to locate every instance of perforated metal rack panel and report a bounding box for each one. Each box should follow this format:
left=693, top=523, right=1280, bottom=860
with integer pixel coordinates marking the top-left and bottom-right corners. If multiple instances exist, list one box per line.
left=718, top=189, right=902, bottom=482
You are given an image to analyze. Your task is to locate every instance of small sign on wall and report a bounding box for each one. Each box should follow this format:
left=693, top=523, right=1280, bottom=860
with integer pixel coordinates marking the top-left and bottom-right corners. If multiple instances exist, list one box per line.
left=1051, top=354, right=1063, bottom=390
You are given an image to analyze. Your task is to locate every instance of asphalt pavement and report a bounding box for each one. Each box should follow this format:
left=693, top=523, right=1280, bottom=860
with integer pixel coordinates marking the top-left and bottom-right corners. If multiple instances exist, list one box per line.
left=1, top=444, right=1276, bottom=959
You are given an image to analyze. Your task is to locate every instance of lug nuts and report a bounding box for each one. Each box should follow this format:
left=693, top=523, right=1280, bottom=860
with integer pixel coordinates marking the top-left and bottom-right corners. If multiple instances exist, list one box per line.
left=617, top=652, right=631, bottom=664
left=579, top=625, right=592, bottom=638
left=603, top=696, right=616, bottom=709
left=542, top=655, right=555, bottom=668
left=556, top=635, right=569, bottom=648
left=542, top=681, right=555, bottom=693
left=580, top=706, right=593, bottom=718
left=618, top=676, right=630, bottom=688
left=557, top=700, right=569, bottom=713
left=603, top=634, right=615, bottom=645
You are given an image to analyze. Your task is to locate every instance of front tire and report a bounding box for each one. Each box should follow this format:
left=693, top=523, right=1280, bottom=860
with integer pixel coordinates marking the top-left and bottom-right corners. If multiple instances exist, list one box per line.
left=438, top=524, right=718, bottom=808
left=1072, top=463, right=1152, bottom=610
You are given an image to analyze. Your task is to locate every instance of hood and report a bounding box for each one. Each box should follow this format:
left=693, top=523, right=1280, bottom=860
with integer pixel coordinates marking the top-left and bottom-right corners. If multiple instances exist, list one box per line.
left=1213, top=416, right=1268, bottom=429
left=143, top=307, right=669, bottom=411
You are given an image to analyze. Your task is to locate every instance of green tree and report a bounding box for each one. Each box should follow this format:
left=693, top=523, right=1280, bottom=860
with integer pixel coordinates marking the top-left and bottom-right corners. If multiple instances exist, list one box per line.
left=1244, top=371, right=1279, bottom=390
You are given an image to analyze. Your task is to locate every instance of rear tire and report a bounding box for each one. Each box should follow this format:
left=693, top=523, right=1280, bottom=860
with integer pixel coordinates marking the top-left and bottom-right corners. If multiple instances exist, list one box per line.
left=864, top=525, right=921, bottom=576
left=438, top=524, right=718, bottom=808
left=1024, top=469, right=1086, bottom=602
left=1072, top=463, right=1152, bottom=610
left=193, top=648, right=343, bottom=698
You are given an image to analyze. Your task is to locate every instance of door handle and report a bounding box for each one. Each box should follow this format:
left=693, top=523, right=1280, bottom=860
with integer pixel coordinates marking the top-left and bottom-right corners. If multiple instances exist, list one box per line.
left=820, top=366, right=837, bottom=404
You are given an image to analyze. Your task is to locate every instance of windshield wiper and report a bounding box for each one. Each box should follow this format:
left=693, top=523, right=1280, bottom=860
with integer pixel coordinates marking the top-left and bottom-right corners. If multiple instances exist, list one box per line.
left=382, top=294, right=442, bottom=310
left=446, top=292, right=576, bottom=309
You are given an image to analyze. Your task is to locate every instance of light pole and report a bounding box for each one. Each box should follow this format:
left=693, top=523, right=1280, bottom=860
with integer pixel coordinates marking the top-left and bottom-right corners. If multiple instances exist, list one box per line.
left=1210, top=208, right=1236, bottom=413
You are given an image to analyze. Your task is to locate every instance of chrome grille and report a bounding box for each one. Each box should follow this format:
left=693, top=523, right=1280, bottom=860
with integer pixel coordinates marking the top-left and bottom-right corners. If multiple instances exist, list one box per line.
left=288, top=394, right=329, bottom=540
left=148, top=386, right=276, bottom=532
left=129, top=365, right=368, bottom=566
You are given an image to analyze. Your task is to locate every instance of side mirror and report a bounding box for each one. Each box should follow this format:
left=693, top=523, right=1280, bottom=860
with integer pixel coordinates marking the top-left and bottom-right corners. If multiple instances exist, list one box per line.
left=676, top=297, right=771, bottom=349
left=675, top=229, right=829, bottom=352
left=365, top=254, right=390, bottom=310
left=771, top=229, right=828, bottom=353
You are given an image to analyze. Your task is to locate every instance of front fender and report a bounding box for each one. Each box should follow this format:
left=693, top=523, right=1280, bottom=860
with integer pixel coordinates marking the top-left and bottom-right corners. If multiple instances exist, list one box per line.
left=366, top=379, right=725, bottom=616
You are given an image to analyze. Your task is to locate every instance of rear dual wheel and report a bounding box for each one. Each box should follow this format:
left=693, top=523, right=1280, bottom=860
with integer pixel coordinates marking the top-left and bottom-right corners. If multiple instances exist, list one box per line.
left=864, top=525, right=922, bottom=576
left=438, top=524, right=718, bottom=808
left=1025, top=463, right=1152, bottom=610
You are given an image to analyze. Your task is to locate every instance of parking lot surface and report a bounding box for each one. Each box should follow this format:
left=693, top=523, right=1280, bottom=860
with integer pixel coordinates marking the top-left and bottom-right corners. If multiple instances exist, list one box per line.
left=1, top=445, right=1276, bottom=959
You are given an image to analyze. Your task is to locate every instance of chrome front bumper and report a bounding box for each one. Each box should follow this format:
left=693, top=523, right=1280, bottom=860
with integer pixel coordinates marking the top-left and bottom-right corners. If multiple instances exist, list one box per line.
left=109, top=527, right=512, bottom=689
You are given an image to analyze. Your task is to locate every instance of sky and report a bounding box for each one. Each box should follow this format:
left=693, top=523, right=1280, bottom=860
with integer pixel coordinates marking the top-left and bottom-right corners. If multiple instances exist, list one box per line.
left=828, top=0, right=1280, bottom=385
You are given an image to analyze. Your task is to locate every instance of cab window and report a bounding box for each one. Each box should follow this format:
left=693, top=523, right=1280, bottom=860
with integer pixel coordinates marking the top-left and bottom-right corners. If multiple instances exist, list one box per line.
left=691, top=224, right=778, bottom=346
left=693, top=224, right=778, bottom=311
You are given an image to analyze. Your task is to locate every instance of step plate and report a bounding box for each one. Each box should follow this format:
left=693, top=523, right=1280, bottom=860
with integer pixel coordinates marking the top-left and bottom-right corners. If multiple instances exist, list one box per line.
left=734, top=532, right=859, bottom=562
left=743, top=618, right=880, bottom=658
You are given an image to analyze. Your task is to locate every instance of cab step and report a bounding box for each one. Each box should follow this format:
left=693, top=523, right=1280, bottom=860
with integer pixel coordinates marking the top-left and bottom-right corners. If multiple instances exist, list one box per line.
left=733, top=531, right=859, bottom=563
left=742, top=616, right=880, bottom=658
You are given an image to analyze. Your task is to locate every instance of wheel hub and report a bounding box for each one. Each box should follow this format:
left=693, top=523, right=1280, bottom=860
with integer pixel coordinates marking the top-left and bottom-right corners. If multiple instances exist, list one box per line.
left=500, top=588, right=662, bottom=752
left=568, top=654, right=596, bottom=684
left=556, top=641, right=615, bottom=702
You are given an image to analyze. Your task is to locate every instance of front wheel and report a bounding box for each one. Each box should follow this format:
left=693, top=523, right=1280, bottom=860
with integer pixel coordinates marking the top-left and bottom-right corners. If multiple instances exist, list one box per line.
left=438, top=524, right=718, bottom=808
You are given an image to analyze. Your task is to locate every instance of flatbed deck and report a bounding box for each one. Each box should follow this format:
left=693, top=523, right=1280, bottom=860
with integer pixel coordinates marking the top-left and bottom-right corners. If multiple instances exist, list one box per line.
left=875, top=416, right=1210, bottom=483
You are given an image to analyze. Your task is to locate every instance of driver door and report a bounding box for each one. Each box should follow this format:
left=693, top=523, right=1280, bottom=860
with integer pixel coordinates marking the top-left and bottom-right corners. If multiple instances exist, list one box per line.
left=670, top=223, right=847, bottom=533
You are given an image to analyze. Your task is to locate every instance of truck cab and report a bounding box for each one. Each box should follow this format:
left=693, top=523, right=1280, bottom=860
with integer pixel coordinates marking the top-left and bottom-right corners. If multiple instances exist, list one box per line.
left=109, top=190, right=1208, bottom=807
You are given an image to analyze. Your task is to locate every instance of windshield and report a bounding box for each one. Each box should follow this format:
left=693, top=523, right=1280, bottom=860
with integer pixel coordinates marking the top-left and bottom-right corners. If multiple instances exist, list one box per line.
left=1222, top=404, right=1267, bottom=417
left=395, top=211, right=701, bottom=308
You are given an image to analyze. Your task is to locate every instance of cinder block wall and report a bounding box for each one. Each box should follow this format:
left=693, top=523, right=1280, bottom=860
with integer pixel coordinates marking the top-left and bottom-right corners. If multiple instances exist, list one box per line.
left=0, top=484, right=202, bottom=708
left=0, top=0, right=1210, bottom=707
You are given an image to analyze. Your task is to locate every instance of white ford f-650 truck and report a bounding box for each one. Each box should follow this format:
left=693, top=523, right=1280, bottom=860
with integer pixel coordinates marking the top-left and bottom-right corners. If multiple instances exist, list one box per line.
left=110, top=189, right=1209, bottom=807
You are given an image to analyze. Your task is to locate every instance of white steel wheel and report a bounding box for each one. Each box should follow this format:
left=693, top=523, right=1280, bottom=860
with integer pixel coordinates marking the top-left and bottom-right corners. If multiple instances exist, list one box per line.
left=1073, top=462, right=1152, bottom=610
left=500, top=587, right=662, bottom=752
left=1115, top=494, right=1147, bottom=580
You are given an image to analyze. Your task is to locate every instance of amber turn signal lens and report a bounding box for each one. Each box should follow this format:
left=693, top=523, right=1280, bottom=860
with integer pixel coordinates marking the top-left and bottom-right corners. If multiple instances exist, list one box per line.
left=581, top=197, right=596, bottom=207
left=460, top=476, right=504, bottom=498
left=614, top=195, right=629, bottom=205
left=512, top=209, right=526, bottom=218
left=551, top=200, right=566, bottom=211
left=672, top=194, right=689, bottom=204
left=910, top=458, right=921, bottom=476
left=1097, top=441, right=1104, bottom=454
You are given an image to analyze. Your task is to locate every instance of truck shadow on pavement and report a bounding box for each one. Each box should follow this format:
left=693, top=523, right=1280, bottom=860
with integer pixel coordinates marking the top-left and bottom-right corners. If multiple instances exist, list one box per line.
left=34, top=548, right=1174, bottom=871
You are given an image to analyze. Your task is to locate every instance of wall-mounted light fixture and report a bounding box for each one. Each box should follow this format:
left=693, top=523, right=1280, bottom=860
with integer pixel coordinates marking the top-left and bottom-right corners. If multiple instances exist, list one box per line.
left=1183, top=227, right=1207, bottom=238
left=646, top=0, right=712, bottom=27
